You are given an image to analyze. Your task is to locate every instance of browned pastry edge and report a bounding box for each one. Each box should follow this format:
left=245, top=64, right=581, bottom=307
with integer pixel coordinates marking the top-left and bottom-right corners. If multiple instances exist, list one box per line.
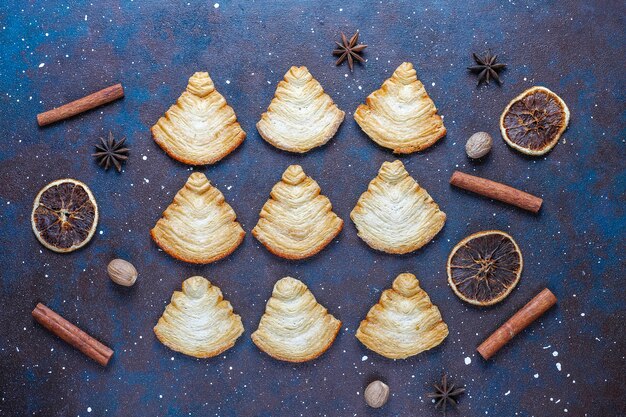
left=389, top=126, right=447, bottom=154
left=354, top=104, right=447, bottom=154
left=150, top=125, right=246, bottom=166
left=251, top=319, right=342, bottom=363
left=154, top=327, right=240, bottom=359
left=150, top=227, right=245, bottom=264
left=251, top=220, right=343, bottom=260
left=256, top=116, right=343, bottom=154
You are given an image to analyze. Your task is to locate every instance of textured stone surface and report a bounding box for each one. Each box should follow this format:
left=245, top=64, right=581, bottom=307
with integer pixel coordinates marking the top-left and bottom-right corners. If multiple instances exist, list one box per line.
left=0, top=1, right=624, bottom=416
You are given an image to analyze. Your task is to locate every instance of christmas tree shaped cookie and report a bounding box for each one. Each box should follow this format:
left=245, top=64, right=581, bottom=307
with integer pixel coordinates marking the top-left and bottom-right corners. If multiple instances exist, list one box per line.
left=252, top=277, right=341, bottom=362
left=257, top=66, right=345, bottom=153
left=354, top=62, right=446, bottom=153
left=152, top=71, right=246, bottom=165
left=151, top=172, right=245, bottom=264
left=252, top=165, right=343, bottom=259
left=154, top=276, right=244, bottom=358
left=356, top=273, right=448, bottom=359
left=351, top=160, right=445, bottom=254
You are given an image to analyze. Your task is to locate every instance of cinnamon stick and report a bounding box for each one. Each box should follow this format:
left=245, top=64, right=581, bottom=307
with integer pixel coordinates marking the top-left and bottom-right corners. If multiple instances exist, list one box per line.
left=450, top=171, right=543, bottom=213
left=37, top=83, right=124, bottom=126
left=32, top=303, right=113, bottom=366
left=477, top=288, right=557, bottom=360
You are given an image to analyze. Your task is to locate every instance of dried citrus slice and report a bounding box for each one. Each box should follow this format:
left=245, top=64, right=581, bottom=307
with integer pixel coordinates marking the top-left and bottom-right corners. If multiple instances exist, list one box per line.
left=31, top=179, right=99, bottom=253
left=500, top=86, right=570, bottom=155
left=447, top=230, right=522, bottom=306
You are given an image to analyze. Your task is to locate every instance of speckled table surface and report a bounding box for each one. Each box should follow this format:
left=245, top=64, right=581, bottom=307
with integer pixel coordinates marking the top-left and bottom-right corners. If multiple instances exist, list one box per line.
left=1, top=1, right=625, bottom=416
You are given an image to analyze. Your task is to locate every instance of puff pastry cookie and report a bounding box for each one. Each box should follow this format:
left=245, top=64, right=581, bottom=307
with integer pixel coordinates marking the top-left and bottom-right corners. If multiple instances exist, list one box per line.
left=151, top=172, right=245, bottom=264
left=151, top=72, right=246, bottom=165
left=350, top=160, right=445, bottom=254
left=154, top=276, right=244, bottom=358
left=257, top=66, right=345, bottom=153
left=252, top=277, right=341, bottom=362
left=354, top=62, right=446, bottom=153
left=252, top=165, right=343, bottom=259
left=356, top=273, right=448, bottom=359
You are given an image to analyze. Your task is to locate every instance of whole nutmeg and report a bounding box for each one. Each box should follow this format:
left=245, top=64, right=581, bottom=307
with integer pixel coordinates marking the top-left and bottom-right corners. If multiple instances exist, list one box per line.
left=107, top=259, right=137, bottom=287
left=465, top=131, right=493, bottom=159
left=364, top=380, right=389, bottom=408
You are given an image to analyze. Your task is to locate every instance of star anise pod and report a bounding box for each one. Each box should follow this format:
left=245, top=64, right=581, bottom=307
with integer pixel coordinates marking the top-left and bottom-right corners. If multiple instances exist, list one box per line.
left=92, top=132, right=129, bottom=172
left=333, top=30, right=367, bottom=71
left=427, top=373, right=465, bottom=416
left=468, top=50, right=506, bottom=86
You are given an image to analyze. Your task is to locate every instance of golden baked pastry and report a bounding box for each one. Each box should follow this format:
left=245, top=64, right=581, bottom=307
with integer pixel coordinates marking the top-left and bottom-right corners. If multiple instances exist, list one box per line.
left=354, top=62, right=446, bottom=153
left=350, top=160, right=446, bottom=254
left=356, top=273, right=448, bottom=359
left=154, top=276, right=244, bottom=358
left=151, top=72, right=246, bottom=165
left=257, top=66, right=345, bottom=153
left=251, top=277, right=341, bottom=362
left=252, top=165, right=343, bottom=259
left=151, top=172, right=245, bottom=264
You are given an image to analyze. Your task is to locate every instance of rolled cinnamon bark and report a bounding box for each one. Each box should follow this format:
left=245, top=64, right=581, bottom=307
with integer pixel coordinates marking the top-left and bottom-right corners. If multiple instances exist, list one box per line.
left=450, top=171, right=543, bottom=213
left=477, top=289, right=557, bottom=360
left=37, top=83, right=124, bottom=126
left=32, top=303, right=113, bottom=366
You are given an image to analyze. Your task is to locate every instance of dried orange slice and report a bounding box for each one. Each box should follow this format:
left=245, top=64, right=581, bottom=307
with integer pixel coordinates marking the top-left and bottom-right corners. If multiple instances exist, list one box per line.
left=500, top=86, right=570, bottom=155
left=31, top=179, right=99, bottom=253
left=447, top=230, right=522, bottom=306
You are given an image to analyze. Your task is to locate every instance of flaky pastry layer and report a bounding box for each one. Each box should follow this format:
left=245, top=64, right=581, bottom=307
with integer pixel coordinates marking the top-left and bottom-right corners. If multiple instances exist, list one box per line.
left=355, top=62, right=446, bottom=153
left=356, top=273, right=448, bottom=359
left=257, top=66, right=344, bottom=153
left=151, top=172, right=245, bottom=264
left=252, top=277, right=341, bottom=362
left=252, top=165, right=343, bottom=259
left=154, top=276, right=244, bottom=358
left=350, top=160, right=446, bottom=254
left=152, top=72, right=245, bottom=165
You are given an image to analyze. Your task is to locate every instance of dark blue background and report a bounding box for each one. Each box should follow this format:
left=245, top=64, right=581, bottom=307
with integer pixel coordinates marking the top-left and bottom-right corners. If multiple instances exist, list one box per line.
left=1, top=1, right=624, bottom=416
